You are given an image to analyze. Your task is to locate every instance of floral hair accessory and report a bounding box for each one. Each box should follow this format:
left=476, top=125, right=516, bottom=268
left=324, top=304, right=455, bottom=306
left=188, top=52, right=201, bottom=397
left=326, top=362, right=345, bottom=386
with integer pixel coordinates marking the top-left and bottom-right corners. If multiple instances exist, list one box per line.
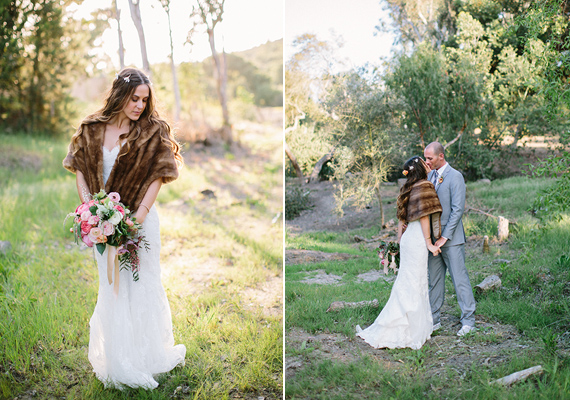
left=115, top=73, right=119, bottom=80
left=123, top=75, right=131, bottom=83
left=409, top=165, right=415, bottom=170
left=402, top=170, right=409, bottom=176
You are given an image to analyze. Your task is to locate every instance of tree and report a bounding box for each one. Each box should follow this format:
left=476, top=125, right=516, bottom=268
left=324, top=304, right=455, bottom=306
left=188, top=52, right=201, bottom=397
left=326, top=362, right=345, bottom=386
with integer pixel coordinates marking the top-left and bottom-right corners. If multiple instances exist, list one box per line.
left=378, top=0, right=455, bottom=49
left=323, top=71, right=399, bottom=225
left=518, top=0, right=570, bottom=218
left=127, top=0, right=150, bottom=75
left=385, top=14, right=497, bottom=178
left=113, top=0, right=125, bottom=69
left=189, top=0, right=232, bottom=145
left=160, top=0, right=182, bottom=122
left=0, top=0, right=107, bottom=135
left=285, top=34, right=340, bottom=178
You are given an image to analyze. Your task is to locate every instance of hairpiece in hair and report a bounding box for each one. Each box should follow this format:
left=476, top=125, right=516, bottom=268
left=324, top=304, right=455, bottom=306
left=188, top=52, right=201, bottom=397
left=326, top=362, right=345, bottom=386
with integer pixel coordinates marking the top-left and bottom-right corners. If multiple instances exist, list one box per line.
left=409, top=165, right=415, bottom=170
left=413, top=158, right=419, bottom=163
left=115, top=73, right=119, bottom=80
left=123, top=75, right=131, bottom=83
left=402, top=170, right=408, bottom=176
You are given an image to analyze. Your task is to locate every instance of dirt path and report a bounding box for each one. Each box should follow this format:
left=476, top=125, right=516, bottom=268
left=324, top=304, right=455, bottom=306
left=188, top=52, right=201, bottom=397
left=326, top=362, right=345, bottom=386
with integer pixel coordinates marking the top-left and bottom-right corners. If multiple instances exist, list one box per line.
left=286, top=181, right=400, bottom=233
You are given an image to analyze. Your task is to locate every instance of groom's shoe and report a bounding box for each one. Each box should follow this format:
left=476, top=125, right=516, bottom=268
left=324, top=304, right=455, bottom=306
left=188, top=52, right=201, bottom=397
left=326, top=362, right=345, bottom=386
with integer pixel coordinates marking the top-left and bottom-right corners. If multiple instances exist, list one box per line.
left=432, top=322, right=441, bottom=332
left=457, top=325, right=476, bottom=337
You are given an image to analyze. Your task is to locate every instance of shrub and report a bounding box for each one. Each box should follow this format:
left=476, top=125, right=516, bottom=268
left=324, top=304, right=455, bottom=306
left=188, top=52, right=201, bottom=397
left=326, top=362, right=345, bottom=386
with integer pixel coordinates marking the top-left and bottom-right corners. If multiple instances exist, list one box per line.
left=285, top=187, right=312, bottom=220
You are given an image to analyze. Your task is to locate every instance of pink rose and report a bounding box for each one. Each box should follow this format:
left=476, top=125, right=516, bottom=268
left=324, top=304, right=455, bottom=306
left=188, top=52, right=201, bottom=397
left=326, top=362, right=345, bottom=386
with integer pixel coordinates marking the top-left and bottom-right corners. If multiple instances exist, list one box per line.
left=76, top=203, right=89, bottom=214
left=88, top=227, right=103, bottom=243
left=87, top=215, right=99, bottom=225
left=88, top=199, right=95, bottom=207
left=102, top=221, right=115, bottom=236
left=80, top=221, right=92, bottom=234
left=81, top=234, right=94, bottom=247
left=80, top=210, right=91, bottom=221
left=108, top=192, right=121, bottom=202
left=114, top=205, right=125, bottom=216
left=125, top=218, right=134, bottom=227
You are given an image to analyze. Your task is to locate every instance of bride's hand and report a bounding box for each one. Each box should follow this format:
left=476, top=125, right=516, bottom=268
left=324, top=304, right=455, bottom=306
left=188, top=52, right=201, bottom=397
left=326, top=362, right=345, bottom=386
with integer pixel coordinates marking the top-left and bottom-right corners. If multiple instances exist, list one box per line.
left=428, top=243, right=441, bottom=257
left=133, top=210, right=146, bottom=225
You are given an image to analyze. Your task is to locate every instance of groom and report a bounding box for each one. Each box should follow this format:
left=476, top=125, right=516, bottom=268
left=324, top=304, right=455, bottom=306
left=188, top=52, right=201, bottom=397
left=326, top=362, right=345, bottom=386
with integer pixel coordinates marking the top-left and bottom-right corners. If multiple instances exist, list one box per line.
left=424, top=142, right=476, bottom=337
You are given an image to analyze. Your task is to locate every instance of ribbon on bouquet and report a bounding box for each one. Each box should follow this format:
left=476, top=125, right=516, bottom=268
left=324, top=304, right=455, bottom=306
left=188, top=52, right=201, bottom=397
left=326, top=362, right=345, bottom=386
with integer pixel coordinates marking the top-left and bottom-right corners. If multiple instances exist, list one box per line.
left=106, top=244, right=120, bottom=296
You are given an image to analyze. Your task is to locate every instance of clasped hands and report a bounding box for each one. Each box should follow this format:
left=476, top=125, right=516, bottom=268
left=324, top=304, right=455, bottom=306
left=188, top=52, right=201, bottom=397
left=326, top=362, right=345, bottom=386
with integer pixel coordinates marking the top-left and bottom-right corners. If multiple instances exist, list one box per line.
left=428, top=237, right=448, bottom=257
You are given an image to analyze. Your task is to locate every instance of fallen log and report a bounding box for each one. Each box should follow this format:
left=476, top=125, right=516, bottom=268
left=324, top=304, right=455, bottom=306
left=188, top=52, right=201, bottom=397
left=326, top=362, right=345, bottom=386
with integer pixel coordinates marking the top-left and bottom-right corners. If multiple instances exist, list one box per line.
left=354, top=233, right=390, bottom=243
left=327, top=299, right=379, bottom=312
left=465, top=206, right=497, bottom=218
left=475, top=274, right=502, bottom=293
left=491, top=365, right=543, bottom=386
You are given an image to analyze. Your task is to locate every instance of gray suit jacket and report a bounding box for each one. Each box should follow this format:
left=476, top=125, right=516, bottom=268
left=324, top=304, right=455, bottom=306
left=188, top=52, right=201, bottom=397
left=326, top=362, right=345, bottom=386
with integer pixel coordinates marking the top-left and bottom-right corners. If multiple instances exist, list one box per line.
left=429, top=165, right=466, bottom=247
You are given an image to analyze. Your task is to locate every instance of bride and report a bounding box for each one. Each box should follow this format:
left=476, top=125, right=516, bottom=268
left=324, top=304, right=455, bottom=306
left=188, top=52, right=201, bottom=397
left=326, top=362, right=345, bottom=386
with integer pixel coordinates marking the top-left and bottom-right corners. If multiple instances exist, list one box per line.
left=63, top=67, right=186, bottom=389
left=356, top=156, right=442, bottom=350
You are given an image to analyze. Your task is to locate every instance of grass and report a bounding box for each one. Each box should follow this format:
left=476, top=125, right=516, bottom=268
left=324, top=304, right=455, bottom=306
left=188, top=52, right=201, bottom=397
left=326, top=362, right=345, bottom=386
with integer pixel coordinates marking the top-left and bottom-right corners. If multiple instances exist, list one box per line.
left=285, top=176, right=570, bottom=399
left=0, top=128, right=283, bottom=399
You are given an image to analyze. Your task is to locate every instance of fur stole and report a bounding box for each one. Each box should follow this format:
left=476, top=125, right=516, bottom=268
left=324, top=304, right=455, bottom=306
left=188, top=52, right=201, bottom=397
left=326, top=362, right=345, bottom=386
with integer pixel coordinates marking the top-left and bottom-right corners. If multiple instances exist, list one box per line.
left=407, top=180, right=443, bottom=239
left=63, top=119, right=179, bottom=210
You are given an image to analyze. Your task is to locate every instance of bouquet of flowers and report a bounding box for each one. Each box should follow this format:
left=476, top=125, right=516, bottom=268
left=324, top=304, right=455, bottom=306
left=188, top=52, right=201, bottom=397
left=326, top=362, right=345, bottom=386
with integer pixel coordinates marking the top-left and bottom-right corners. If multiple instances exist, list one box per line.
left=65, top=190, right=148, bottom=281
left=377, top=241, right=400, bottom=275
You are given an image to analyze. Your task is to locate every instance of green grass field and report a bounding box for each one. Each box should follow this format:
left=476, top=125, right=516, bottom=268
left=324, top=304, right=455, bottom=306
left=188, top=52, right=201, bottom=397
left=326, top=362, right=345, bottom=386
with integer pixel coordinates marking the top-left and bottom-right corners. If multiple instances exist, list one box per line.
left=0, top=128, right=283, bottom=399
left=285, top=177, right=570, bottom=399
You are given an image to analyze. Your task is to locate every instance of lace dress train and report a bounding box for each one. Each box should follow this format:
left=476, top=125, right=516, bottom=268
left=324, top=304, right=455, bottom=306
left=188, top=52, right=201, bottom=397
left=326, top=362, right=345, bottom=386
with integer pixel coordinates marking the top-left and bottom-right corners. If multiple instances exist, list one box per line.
left=356, top=220, right=433, bottom=350
left=88, top=146, right=186, bottom=389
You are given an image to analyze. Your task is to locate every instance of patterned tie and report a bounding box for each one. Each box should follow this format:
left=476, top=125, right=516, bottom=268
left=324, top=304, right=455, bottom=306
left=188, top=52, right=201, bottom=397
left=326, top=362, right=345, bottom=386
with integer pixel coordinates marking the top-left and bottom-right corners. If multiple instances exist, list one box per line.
left=431, top=171, right=439, bottom=187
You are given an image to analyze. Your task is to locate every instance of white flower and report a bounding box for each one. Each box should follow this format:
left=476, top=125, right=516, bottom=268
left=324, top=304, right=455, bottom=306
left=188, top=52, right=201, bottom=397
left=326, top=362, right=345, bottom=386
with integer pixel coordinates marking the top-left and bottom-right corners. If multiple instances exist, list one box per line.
left=97, top=203, right=110, bottom=213
left=108, top=211, right=122, bottom=225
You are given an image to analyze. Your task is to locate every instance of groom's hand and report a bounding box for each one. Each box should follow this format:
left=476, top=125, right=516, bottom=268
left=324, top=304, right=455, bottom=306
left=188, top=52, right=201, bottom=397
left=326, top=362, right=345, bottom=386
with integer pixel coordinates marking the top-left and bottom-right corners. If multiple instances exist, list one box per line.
left=435, top=237, right=448, bottom=247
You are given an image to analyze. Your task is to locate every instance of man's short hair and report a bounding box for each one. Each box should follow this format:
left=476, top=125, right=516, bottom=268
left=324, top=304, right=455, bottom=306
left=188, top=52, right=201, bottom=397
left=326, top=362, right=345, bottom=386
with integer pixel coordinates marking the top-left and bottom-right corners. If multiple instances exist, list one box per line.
left=427, top=141, right=445, bottom=157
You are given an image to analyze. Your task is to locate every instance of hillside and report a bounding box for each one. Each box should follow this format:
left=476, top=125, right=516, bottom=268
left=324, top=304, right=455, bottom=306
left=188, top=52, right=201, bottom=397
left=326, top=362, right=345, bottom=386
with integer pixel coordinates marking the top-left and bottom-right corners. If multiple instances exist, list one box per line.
left=234, top=39, right=283, bottom=85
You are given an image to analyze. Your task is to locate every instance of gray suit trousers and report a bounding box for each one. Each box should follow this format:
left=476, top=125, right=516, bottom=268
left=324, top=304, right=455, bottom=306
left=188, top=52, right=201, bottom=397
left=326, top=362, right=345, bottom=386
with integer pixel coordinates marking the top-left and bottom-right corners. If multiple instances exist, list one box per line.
left=428, top=244, right=476, bottom=327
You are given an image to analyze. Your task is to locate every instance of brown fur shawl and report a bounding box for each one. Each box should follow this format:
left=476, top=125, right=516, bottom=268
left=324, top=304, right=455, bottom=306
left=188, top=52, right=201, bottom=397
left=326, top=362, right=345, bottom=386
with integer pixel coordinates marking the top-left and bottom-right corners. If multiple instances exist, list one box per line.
left=62, top=120, right=179, bottom=210
left=407, top=180, right=443, bottom=240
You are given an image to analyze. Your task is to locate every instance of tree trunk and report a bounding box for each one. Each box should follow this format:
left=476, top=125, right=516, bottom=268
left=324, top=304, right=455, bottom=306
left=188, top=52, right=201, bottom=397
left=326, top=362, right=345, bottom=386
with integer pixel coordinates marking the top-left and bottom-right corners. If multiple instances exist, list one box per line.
left=512, top=124, right=523, bottom=149
left=498, top=216, right=509, bottom=240
left=375, top=185, right=385, bottom=228
left=285, top=142, right=303, bottom=179
left=207, top=28, right=232, bottom=144
left=128, top=0, right=150, bottom=75
left=165, top=5, right=181, bottom=122
left=308, top=148, right=334, bottom=183
left=114, top=0, right=125, bottom=69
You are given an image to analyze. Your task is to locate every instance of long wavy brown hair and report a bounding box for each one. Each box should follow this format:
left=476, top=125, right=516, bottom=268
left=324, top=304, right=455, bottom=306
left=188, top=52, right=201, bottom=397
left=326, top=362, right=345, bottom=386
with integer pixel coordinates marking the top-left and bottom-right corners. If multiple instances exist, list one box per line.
left=396, top=156, right=430, bottom=222
left=70, top=67, right=183, bottom=168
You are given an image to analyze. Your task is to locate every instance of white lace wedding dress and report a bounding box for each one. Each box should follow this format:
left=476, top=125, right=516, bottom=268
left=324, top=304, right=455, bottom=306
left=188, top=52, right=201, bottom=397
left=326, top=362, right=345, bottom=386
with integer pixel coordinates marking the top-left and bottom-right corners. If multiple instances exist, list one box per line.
left=88, top=145, right=186, bottom=389
left=356, top=220, right=433, bottom=349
